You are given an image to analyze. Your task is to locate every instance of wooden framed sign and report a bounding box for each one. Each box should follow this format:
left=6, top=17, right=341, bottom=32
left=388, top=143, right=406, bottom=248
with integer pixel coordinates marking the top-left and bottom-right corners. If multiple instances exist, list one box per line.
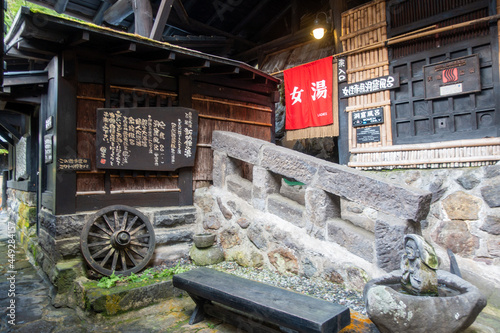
left=96, top=107, right=198, bottom=171
left=352, top=107, right=384, bottom=127
left=424, top=54, right=480, bottom=100
left=356, top=126, right=381, bottom=143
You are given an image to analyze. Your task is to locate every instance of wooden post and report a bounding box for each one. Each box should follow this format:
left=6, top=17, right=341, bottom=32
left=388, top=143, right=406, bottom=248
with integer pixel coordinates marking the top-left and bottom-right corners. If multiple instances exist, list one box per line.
left=150, top=0, right=174, bottom=40
left=133, top=0, right=153, bottom=37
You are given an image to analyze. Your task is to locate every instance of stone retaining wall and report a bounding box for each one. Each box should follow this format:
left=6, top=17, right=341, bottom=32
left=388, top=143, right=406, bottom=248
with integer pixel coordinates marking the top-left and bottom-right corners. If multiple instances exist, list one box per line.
left=196, top=131, right=499, bottom=305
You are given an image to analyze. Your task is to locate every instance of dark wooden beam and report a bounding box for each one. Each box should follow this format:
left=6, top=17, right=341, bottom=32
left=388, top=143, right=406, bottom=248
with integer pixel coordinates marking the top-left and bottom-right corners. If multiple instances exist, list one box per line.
left=0, top=118, right=22, bottom=141
left=133, top=0, right=153, bottom=37
left=103, top=0, right=132, bottom=25
left=172, top=0, right=190, bottom=25
left=3, top=71, right=48, bottom=86
left=201, top=65, right=239, bottom=76
left=54, top=0, right=69, bottom=13
left=93, top=0, right=112, bottom=24
left=69, top=31, right=90, bottom=46
left=230, top=0, right=271, bottom=35
left=150, top=0, right=174, bottom=40
left=178, top=59, right=210, bottom=70
left=110, top=42, right=136, bottom=55
left=253, top=3, right=292, bottom=42
left=0, top=129, right=14, bottom=146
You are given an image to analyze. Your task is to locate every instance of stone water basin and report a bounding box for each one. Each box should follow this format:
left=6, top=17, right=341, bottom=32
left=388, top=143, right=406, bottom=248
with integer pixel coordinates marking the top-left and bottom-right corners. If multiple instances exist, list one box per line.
left=363, top=270, right=487, bottom=333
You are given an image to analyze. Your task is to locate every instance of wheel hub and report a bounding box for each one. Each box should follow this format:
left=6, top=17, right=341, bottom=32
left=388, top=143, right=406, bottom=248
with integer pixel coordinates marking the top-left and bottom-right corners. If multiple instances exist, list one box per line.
left=112, top=230, right=131, bottom=247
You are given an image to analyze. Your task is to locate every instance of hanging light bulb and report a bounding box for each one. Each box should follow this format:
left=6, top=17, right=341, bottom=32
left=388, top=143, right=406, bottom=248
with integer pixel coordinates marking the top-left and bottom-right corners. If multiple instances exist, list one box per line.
left=312, top=12, right=331, bottom=40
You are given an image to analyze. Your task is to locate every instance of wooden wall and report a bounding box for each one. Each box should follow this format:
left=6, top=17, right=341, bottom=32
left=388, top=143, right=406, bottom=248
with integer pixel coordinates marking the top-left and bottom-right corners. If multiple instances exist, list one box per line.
left=71, top=58, right=274, bottom=211
left=341, top=0, right=500, bottom=169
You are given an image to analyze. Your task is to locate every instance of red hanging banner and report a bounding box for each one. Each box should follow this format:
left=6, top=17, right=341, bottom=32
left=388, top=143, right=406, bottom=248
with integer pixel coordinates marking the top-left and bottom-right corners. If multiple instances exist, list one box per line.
left=284, top=56, right=333, bottom=130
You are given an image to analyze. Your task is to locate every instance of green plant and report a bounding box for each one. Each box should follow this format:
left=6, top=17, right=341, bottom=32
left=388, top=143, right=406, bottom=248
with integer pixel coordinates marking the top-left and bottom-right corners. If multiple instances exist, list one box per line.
left=95, top=262, right=189, bottom=289
left=97, top=271, right=123, bottom=289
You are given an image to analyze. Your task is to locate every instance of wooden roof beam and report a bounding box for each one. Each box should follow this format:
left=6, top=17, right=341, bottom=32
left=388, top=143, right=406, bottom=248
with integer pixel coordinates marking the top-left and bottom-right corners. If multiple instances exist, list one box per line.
left=0, top=118, right=22, bottom=141
left=178, top=59, right=210, bottom=70
left=103, top=0, right=133, bottom=25
left=0, top=129, right=14, bottom=146
left=230, top=0, right=271, bottom=35
left=150, top=0, right=174, bottom=40
left=54, top=0, right=69, bottom=13
left=93, top=1, right=112, bottom=24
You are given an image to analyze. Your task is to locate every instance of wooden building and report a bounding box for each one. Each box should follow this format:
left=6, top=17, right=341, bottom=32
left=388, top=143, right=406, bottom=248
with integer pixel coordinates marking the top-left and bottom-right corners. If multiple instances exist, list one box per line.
left=1, top=8, right=278, bottom=273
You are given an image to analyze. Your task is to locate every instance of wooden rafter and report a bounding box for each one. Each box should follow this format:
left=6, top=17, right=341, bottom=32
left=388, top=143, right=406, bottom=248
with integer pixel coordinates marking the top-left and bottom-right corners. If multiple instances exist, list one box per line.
left=150, top=0, right=174, bottom=40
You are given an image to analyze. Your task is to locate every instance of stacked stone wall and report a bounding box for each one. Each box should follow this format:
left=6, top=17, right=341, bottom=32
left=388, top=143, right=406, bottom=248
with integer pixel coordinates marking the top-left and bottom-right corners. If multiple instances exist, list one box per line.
left=197, top=131, right=500, bottom=303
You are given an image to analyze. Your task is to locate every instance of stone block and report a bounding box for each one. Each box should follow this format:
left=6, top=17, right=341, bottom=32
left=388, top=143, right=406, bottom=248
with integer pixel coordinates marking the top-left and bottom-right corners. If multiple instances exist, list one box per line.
left=455, top=171, right=481, bottom=190
left=481, top=179, right=500, bottom=208
left=211, top=131, right=270, bottom=165
left=267, top=194, right=304, bottom=228
left=52, top=259, right=85, bottom=293
left=154, top=228, right=193, bottom=246
left=315, top=162, right=432, bottom=222
left=480, top=215, right=500, bottom=235
left=79, top=278, right=178, bottom=316
left=226, top=175, right=252, bottom=202
left=213, top=151, right=242, bottom=188
left=261, top=145, right=320, bottom=184
left=189, top=245, right=224, bottom=266
left=153, top=206, right=196, bottom=228
left=442, top=191, right=481, bottom=220
left=305, top=187, right=340, bottom=231
left=432, top=220, right=479, bottom=257
left=247, top=223, right=268, bottom=250
left=252, top=166, right=280, bottom=211
left=40, top=209, right=88, bottom=239
left=375, top=213, right=420, bottom=272
left=152, top=243, right=190, bottom=266
left=327, top=218, right=374, bottom=263
left=267, top=248, right=299, bottom=274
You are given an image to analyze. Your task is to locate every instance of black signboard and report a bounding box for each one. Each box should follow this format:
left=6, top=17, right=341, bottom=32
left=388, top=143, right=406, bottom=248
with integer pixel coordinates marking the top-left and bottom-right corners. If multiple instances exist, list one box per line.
left=96, top=107, right=198, bottom=171
left=352, top=107, right=384, bottom=127
left=356, top=126, right=381, bottom=143
left=44, top=134, right=53, bottom=164
left=58, top=158, right=91, bottom=171
left=423, top=54, right=480, bottom=100
left=337, top=57, right=347, bottom=83
left=340, top=73, right=399, bottom=99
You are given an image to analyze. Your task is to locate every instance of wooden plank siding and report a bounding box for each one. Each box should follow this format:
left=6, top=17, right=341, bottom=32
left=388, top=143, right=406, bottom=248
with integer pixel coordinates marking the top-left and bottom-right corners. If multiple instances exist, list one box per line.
left=192, top=94, right=272, bottom=185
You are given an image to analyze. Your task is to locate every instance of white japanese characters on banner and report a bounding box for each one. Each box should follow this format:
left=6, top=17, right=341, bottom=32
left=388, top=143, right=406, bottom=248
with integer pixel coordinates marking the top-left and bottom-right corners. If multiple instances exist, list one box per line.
left=284, top=56, right=334, bottom=130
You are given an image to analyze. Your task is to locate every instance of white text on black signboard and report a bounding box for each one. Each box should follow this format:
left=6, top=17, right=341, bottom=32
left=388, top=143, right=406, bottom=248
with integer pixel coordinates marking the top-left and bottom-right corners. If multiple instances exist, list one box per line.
left=340, top=73, right=400, bottom=99
left=356, top=126, right=381, bottom=144
left=352, top=107, right=384, bottom=127
left=96, top=107, right=198, bottom=171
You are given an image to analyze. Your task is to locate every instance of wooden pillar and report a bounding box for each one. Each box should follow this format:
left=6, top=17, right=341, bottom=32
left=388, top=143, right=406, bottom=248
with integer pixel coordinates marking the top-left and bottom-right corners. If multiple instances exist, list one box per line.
left=133, top=0, right=153, bottom=37
left=55, top=51, right=77, bottom=215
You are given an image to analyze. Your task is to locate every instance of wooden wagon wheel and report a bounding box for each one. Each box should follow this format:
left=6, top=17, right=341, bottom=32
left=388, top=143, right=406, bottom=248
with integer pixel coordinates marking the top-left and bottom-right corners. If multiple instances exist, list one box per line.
left=80, top=205, right=156, bottom=276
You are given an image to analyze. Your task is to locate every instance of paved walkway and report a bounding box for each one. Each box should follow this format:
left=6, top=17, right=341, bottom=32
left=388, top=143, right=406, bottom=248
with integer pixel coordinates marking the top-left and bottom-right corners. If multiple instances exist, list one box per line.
left=0, top=210, right=498, bottom=332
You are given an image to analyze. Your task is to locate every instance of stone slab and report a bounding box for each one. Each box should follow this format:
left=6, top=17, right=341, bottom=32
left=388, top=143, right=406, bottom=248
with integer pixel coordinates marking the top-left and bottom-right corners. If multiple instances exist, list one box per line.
left=211, top=131, right=270, bottom=165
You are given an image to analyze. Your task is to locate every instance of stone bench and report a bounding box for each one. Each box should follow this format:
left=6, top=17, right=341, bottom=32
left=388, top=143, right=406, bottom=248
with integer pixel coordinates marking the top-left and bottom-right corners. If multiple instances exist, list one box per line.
left=172, top=267, right=351, bottom=333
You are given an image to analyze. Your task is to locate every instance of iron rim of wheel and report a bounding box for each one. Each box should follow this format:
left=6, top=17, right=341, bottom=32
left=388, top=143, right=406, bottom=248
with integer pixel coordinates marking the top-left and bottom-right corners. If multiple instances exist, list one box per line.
left=80, top=205, right=156, bottom=276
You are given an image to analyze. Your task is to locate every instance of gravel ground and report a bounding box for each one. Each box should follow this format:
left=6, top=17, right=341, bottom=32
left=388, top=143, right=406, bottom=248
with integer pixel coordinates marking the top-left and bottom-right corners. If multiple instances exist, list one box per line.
left=157, top=259, right=367, bottom=315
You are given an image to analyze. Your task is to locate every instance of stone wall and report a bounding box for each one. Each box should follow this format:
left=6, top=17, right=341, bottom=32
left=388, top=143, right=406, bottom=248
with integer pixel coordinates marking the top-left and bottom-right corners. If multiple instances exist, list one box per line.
left=195, top=131, right=499, bottom=305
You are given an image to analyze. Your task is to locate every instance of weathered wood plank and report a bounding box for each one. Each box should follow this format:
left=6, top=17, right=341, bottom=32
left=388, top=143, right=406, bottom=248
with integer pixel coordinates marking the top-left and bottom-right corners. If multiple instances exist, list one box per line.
left=150, top=0, right=174, bottom=41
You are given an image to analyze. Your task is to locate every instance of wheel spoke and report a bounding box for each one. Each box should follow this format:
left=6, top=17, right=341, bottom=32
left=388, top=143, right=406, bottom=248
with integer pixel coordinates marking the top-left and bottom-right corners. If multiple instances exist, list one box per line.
left=89, top=232, right=110, bottom=240
left=111, top=251, right=119, bottom=272
left=103, top=215, right=115, bottom=232
left=91, top=245, right=112, bottom=259
left=130, top=241, right=149, bottom=247
left=121, top=212, right=129, bottom=230
left=101, top=248, right=115, bottom=266
left=88, top=241, right=110, bottom=247
left=128, top=247, right=146, bottom=259
left=126, top=216, right=139, bottom=232
left=125, top=249, right=139, bottom=266
left=133, top=233, right=151, bottom=240
left=130, top=224, right=146, bottom=235
left=93, top=223, right=112, bottom=236
left=114, top=211, right=120, bottom=230
left=120, top=250, right=127, bottom=271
